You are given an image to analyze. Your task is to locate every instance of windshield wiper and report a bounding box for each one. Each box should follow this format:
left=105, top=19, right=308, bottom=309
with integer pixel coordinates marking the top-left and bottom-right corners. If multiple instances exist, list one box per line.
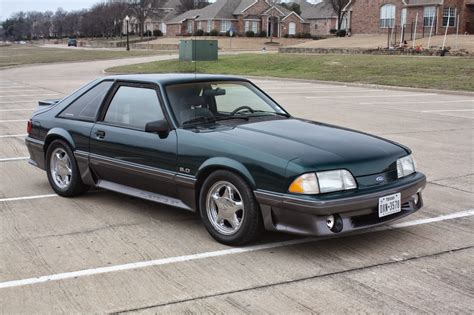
left=182, top=116, right=216, bottom=128
left=250, top=110, right=290, bottom=117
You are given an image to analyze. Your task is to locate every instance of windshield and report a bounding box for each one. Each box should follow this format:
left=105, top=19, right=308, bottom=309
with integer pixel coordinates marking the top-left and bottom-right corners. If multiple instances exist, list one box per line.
left=165, top=81, right=288, bottom=128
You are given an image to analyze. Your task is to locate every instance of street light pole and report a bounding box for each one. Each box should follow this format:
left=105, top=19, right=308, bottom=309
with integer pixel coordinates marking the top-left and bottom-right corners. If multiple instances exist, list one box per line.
left=125, top=15, right=130, bottom=51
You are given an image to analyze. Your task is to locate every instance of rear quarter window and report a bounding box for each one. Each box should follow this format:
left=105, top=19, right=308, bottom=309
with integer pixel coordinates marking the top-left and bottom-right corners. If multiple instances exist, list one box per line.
left=59, top=81, right=113, bottom=121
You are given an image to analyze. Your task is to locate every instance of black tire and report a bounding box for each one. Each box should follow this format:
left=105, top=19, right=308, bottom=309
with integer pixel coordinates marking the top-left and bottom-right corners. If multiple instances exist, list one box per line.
left=46, top=140, right=89, bottom=197
left=199, top=170, right=263, bottom=246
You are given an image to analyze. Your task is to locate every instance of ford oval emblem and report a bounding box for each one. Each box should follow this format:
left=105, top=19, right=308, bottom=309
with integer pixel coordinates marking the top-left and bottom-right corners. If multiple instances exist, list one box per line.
left=375, top=176, right=385, bottom=182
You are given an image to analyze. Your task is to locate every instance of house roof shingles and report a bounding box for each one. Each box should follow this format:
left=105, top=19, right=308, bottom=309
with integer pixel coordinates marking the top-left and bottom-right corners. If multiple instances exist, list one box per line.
left=167, top=8, right=202, bottom=24
left=195, top=0, right=242, bottom=20
left=233, top=0, right=256, bottom=14
left=297, top=0, right=336, bottom=20
left=167, top=0, right=333, bottom=24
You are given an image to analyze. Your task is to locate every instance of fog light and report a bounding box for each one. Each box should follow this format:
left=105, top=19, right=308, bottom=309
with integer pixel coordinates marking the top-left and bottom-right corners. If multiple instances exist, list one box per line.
left=326, top=215, right=335, bottom=230
left=412, top=193, right=419, bottom=205
left=326, top=214, right=343, bottom=233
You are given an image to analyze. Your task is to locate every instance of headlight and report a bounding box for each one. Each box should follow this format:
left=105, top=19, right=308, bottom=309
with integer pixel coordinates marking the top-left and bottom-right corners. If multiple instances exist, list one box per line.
left=317, top=170, right=357, bottom=193
left=289, top=170, right=357, bottom=195
left=397, top=155, right=416, bottom=178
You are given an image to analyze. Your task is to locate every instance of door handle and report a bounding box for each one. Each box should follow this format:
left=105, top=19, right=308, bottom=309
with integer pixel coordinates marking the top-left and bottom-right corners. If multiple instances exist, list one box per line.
left=95, top=130, right=106, bottom=139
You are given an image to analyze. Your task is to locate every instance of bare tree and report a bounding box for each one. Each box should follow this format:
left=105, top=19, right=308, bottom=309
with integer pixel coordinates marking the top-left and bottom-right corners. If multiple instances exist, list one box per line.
left=106, top=1, right=131, bottom=37
left=177, top=0, right=210, bottom=14
left=177, top=0, right=196, bottom=14
left=127, top=0, right=166, bottom=38
left=52, top=8, right=67, bottom=37
left=330, top=0, right=349, bottom=31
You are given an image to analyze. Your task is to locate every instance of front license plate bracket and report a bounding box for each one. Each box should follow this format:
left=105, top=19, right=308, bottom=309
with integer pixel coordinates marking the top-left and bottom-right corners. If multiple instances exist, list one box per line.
left=378, top=193, right=401, bottom=218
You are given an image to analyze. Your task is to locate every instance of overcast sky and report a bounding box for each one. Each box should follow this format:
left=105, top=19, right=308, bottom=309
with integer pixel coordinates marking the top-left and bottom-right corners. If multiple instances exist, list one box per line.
left=0, top=0, right=325, bottom=21
left=0, top=0, right=99, bottom=21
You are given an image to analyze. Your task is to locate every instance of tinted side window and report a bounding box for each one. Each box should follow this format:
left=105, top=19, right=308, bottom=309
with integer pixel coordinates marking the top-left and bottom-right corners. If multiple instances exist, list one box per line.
left=59, top=81, right=113, bottom=121
left=103, top=86, right=164, bottom=130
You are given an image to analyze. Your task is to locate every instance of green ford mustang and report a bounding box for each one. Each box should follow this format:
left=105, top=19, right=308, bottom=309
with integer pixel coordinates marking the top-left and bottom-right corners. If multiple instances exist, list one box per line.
left=25, top=74, right=426, bottom=245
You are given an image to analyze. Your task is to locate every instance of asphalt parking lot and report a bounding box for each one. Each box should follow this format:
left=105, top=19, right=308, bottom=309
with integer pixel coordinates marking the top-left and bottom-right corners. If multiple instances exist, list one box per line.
left=0, top=58, right=473, bottom=313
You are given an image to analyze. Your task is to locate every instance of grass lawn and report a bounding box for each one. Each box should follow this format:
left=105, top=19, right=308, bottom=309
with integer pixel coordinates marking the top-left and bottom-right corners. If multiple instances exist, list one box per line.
left=0, top=45, right=166, bottom=69
left=106, top=53, right=474, bottom=92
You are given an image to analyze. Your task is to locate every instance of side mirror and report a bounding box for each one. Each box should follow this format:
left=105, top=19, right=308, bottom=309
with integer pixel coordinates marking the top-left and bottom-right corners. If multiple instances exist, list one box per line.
left=145, top=120, right=170, bottom=138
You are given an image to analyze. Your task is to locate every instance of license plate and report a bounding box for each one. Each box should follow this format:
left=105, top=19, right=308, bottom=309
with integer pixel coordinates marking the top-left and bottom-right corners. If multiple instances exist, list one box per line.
left=378, top=193, right=401, bottom=218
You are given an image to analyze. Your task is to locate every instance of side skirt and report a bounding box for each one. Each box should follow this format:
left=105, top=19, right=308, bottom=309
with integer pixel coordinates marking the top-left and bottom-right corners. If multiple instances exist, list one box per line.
left=96, top=180, right=193, bottom=211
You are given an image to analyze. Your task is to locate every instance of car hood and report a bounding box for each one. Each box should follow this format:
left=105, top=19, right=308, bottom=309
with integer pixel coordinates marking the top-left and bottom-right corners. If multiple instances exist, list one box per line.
left=211, top=118, right=409, bottom=177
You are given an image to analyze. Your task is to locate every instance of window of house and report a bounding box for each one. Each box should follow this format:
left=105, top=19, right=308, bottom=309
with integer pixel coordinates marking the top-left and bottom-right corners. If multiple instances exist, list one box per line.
left=380, top=4, right=396, bottom=28
left=220, top=20, right=231, bottom=33
left=207, top=20, right=212, bottom=32
left=423, top=6, right=436, bottom=27
left=197, top=21, right=202, bottom=30
left=288, top=22, right=296, bottom=35
left=104, top=86, right=164, bottom=130
left=245, top=21, right=258, bottom=33
left=187, top=20, right=194, bottom=33
left=443, top=7, right=456, bottom=27
left=252, top=21, right=258, bottom=33
left=59, top=81, right=113, bottom=122
left=401, top=8, right=407, bottom=26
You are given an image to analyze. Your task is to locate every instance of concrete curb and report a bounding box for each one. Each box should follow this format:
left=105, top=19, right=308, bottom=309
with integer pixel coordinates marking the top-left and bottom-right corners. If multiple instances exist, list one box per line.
left=244, top=75, right=474, bottom=97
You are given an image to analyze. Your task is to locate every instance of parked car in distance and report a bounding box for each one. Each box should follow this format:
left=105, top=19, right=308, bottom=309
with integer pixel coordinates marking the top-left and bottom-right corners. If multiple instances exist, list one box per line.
left=67, top=38, right=77, bottom=47
left=25, top=74, right=426, bottom=245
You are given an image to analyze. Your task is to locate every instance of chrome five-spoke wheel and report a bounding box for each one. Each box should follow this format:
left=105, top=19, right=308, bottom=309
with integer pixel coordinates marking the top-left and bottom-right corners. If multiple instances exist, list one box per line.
left=46, top=140, right=88, bottom=197
left=50, top=147, right=72, bottom=190
left=200, top=170, right=262, bottom=245
left=206, top=181, right=245, bottom=235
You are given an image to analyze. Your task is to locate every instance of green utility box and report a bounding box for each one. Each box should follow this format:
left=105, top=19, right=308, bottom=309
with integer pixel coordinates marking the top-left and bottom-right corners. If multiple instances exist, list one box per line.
left=179, top=40, right=218, bottom=61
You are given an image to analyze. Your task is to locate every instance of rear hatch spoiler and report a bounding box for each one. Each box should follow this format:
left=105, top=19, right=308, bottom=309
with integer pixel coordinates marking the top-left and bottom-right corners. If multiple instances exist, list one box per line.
left=34, top=99, right=62, bottom=115
left=38, top=99, right=61, bottom=107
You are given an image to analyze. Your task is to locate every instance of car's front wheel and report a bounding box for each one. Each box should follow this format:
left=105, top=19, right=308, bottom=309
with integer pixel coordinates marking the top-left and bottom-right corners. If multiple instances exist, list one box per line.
left=199, top=170, right=262, bottom=246
left=46, top=140, right=89, bottom=197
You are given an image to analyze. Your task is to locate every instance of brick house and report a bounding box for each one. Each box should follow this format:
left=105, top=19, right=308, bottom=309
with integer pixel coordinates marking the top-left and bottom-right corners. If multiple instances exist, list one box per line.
left=124, top=0, right=181, bottom=35
left=166, top=0, right=309, bottom=37
left=298, top=0, right=338, bottom=36
left=344, top=0, right=474, bottom=35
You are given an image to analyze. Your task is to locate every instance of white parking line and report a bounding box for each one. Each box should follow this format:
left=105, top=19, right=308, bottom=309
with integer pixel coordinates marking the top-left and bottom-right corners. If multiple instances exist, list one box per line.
left=0, top=209, right=472, bottom=290
left=0, top=85, right=46, bottom=91
left=0, top=94, right=59, bottom=98
left=422, top=109, right=474, bottom=113
left=0, top=88, right=45, bottom=91
left=0, top=194, right=58, bottom=203
left=360, top=99, right=474, bottom=105
left=0, top=108, right=35, bottom=112
left=0, top=134, right=27, bottom=138
left=306, top=93, right=437, bottom=99
left=0, top=101, right=35, bottom=104
left=0, top=157, right=29, bottom=162
left=0, top=119, right=29, bottom=123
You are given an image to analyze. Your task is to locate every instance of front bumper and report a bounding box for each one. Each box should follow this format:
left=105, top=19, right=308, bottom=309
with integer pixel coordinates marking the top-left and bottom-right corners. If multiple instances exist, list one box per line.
left=255, top=172, right=426, bottom=236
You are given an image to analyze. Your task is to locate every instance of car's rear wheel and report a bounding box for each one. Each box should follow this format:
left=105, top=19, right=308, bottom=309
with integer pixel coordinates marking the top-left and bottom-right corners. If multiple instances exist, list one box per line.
left=46, top=140, right=88, bottom=197
left=199, top=170, right=262, bottom=246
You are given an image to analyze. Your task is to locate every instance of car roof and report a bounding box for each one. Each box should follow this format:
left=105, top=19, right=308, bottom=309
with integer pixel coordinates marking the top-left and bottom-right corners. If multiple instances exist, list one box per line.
left=103, top=74, right=248, bottom=86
